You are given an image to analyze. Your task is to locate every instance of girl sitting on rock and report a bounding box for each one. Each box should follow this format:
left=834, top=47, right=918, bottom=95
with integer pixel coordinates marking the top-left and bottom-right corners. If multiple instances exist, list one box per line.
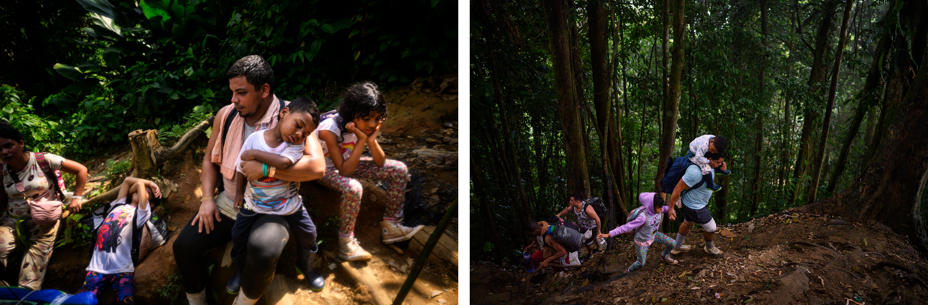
left=316, top=82, right=423, bottom=261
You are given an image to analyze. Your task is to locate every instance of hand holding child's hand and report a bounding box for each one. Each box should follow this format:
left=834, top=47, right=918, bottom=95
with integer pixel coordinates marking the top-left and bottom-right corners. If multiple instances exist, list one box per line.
left=345, top=122, right=368, bottom=140
left=668, top=208, right=677, bottom=221
left=597, top=233, right=610, bottom=240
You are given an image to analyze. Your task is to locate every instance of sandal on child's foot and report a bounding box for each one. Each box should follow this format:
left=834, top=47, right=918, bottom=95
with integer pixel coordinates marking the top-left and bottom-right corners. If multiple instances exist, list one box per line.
left=662, top=255, right=679, bottom=265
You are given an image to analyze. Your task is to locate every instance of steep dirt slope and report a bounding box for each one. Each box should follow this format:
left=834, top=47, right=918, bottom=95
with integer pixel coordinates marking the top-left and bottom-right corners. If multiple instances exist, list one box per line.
left=472, top=210, right=928, bottom=305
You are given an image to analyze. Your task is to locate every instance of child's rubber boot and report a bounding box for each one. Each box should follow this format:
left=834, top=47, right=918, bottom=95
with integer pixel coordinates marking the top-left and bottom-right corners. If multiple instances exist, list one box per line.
left=381, top=218, right=425, bottom=244
left=225, top=272, right=241, bottom=295
left=703, top=173, right=722, bottom=191
left=297, top=245, right=326, bottom=292
left=339, top=235, right=373, bottom=261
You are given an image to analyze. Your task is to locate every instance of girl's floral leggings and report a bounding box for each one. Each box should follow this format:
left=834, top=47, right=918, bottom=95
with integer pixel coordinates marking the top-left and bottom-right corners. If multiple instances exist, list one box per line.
left=319, top=157, right=410, bottom=235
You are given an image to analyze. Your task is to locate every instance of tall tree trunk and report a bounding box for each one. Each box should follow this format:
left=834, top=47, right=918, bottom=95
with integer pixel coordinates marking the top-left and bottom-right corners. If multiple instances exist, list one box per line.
left=826, top=26, right=890, bottom=195
left=792, top=0, right=838, bottom=205
left=750, top=0, right=769, bottom=217
left=488, top=52, right=533, bottom=225
left=809, top=0, right=856, bottom=203
left=544, top=0, right=590, bottom=197
left=655, top=0, right=686, bottom=191
left=533, top=114, right=549, bottom=210
left=661, top=0, right=671, bottom=117
left=859, top=105, right=878, bottom=174
left=589, top=0, right=627, bottom=223
left=471, top=156, right=506, bottom=262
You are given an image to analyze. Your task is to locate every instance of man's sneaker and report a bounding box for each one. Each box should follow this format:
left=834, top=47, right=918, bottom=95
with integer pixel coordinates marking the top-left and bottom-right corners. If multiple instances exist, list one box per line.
left=704, top=245, right=723, bottom=255
left=339, top=235, right=373, bottom=261
left=670, top=244, right=693, bottom=255
left=225, top=273, right=240, bottom=295
left=381, top=219, right=424, bottom=244
left=662, top=255, right=679, bottom=265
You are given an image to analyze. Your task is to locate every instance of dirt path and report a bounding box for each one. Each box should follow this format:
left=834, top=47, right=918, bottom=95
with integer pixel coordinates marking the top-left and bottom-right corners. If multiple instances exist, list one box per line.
left=472, top=210, right=928, bottom=304
left=38, top=78, right=458, bottom=304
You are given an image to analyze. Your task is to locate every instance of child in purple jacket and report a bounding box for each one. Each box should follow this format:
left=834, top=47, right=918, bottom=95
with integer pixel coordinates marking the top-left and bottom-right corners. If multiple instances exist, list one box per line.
left=598, top=192, right=679, bottom=272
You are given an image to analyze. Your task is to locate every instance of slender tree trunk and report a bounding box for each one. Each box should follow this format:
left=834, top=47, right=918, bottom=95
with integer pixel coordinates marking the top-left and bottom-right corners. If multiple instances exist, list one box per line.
left=533, top=114, right=548, bottom=211
left=792, top=0, right=838, bottom=205
left=655, top=0, right=686, bottom=191
left=589, top=0, right=614, bottom=199
left=826, top=27, right=890, bottom=195
left=661, top=0, right=670, bottom=116
left=809, top=0, right=856, bottom=203
left=749, top=0, right=769, bottom=217
left=544, top=0, right=590, bottom=197
left=489, top=54, right=533, bottom=225
left=859, top=106, right=877, bottom=174
left=471, top=156, right=506, bottom=261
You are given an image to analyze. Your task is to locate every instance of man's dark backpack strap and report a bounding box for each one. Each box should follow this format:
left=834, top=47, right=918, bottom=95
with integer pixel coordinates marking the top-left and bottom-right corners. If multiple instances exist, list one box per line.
left=217, top=98, right=286, bottom=193
left=678, top=164, right=707, bottom=207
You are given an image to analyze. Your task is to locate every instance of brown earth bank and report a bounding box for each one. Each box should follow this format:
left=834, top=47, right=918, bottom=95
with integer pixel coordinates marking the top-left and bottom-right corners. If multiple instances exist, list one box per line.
left=19, top=76, right=458, bottom=305
left=472, top=210, right=928, bottom=305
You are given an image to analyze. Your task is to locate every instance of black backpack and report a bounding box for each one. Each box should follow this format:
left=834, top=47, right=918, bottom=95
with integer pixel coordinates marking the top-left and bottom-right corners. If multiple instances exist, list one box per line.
left=544, top=224, right=583, bottom=253
left=582, top=197, right=608, bottom=224
left=658, top=156, right=706, bottom=205
left=130, top=207, right=169, bottom=265
left=81, top=201, right=169, bottom=265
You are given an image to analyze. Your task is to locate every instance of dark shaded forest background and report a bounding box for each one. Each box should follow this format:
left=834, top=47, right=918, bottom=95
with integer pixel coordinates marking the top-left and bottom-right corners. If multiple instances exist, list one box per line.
left=1, top=0, right=457, bottom=158
left=471, top=0, right=928, bottom=264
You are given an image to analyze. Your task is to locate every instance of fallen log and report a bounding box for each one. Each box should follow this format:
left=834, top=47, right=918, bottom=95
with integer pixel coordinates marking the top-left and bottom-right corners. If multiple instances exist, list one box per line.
left=406, top=225, right=458, bottom=271
left=82, top=116, right=212, bottom=207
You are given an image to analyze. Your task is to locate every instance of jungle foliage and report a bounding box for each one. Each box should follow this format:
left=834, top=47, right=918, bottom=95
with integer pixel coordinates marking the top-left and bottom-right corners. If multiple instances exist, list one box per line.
left=1, top=0, right=456, bottom=157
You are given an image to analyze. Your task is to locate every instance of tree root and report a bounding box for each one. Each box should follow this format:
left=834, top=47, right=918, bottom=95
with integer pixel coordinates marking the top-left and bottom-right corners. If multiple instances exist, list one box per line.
left=871, top=261, right=928, bottom=288
left=789, top=241, right=838, bottom=254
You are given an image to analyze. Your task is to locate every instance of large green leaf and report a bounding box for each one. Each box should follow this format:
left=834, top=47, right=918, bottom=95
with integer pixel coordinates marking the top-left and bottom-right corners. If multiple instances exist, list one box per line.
left=76, top=0, right=117, bottom=20
left=61, top=79, right=100, bottom=96
left=53, top=64, right=84, bottom=81
left=90, top=13, right=122, bottom=37
left=102, top=48, right=127, bottom=69
left=140, top=0, right=171, bottom=28
left=88, top=24, right=122, bottom=40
